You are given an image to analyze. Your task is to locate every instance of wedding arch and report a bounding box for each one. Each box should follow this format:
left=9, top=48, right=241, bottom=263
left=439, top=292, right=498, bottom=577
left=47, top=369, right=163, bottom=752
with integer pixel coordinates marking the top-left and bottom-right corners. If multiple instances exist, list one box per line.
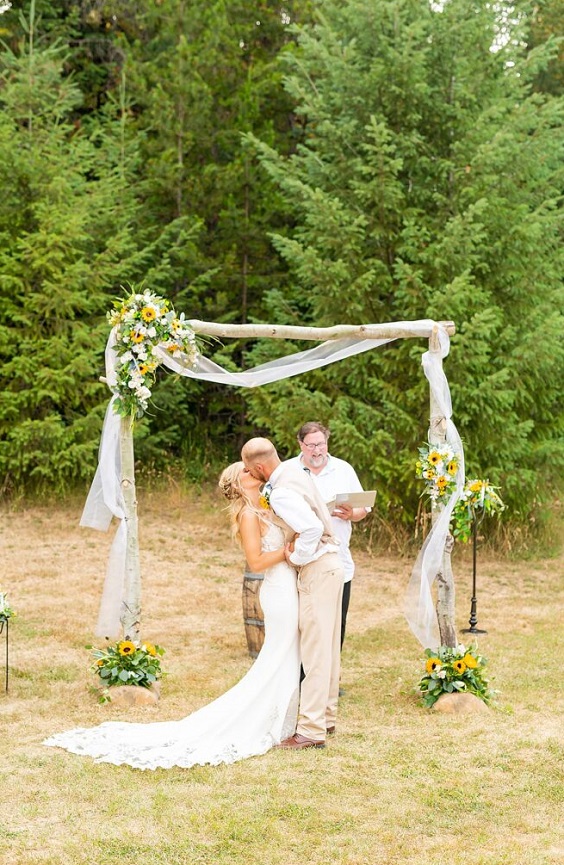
left=82, top=289, right=463, bottom=653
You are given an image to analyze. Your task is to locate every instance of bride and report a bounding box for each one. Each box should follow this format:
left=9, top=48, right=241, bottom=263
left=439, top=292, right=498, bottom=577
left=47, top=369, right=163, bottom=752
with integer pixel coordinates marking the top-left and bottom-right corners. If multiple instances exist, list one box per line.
left=43, top=462, right=300, bottom=769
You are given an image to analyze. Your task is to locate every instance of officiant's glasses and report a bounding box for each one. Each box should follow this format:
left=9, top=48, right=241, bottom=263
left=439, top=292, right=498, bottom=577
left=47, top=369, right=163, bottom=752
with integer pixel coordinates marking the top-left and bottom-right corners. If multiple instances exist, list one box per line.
left=302, top=439, right=327, bottom=451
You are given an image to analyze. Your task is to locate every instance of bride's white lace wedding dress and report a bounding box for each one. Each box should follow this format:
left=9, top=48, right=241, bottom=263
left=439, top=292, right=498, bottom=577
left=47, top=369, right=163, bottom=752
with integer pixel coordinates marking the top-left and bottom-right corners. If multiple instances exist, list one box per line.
left=43, top=524, right=300, bottom=769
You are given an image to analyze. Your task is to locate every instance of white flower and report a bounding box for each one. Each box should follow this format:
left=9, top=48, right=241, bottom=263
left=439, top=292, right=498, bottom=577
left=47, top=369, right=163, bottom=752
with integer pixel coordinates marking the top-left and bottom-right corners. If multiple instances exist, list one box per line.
left=147, top=326, right=157, bottom=339
left=120, top=351, right=133, bottom=364
left=0, top=593, right=5, bottom=614
left=437, top=670, right=447, bottom=679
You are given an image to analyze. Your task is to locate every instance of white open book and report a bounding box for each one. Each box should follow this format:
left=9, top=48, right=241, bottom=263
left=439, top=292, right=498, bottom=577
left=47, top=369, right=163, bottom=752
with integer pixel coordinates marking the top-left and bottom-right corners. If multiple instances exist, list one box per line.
left=326, top=490, right=376, bottom=511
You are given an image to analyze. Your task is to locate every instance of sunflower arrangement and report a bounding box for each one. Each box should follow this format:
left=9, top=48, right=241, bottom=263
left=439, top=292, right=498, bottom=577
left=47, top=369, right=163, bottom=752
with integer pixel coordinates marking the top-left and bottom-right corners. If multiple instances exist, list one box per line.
left=258, top=483, right=272, bottom=510
left=415, top=443, right=461, bottom=502
left=107, top=288, right=199, bottom=418
left=89, top=639, right=165, bottom=700
left=418, top=644, right=493, bottom=707
left=0, top=590, right=15, bottom=623
left=451, top=479, right=505, bottom=543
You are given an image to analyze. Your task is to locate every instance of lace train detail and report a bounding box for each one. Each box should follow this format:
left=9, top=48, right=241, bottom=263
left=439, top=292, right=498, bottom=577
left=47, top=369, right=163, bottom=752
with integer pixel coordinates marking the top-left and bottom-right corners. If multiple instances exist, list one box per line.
left=44, top=524, right=300, bottom=770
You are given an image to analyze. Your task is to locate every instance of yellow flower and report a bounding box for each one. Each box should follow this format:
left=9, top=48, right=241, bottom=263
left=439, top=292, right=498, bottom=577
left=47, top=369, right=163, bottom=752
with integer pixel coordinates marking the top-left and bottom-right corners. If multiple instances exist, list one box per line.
left=118, top=640, right=136, bottom=656
left=463, top=654, right=478, bottom=669
left=141, top=306, right=157, bottom=322
left=428, top=451, right=441, bottom=465
left=424, top=469, right=435, bottom=479
left=143, top=643, right=157, bottom=657
left=258, top=495, right=270, bottom=510
left=139, top=363, right=155, bottom=376
left=436, top=476, right=448, bottom=489
left=97, top=659, right=104, bottom=667
left=426, top=657, right=441, bottom=674
left=469, top=480, right=484, bottom=493
left=447, top=461, right=457, bottom=476
left=453, top=659, right=467, bottom=674
left=130, top=330, right=144, bottom=344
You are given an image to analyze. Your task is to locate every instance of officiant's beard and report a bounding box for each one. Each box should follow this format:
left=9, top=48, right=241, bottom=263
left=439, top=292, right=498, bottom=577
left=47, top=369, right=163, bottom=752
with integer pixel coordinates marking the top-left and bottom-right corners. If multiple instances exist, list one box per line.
left=304, top=453, right=327, bottom=472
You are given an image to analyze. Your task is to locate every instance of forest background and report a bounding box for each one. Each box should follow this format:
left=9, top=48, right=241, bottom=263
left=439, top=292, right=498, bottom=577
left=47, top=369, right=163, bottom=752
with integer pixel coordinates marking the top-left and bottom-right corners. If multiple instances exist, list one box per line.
left=0, top=0, right=562, bottom=549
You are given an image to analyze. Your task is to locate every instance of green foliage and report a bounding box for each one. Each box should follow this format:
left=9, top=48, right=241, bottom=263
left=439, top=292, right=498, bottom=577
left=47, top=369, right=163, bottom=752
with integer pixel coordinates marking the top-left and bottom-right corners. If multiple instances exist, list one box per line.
left=0, top=0, right=562, bottom=546
left=245, top=0, right=564, bottom=529
left=451, top=478, right=505, bottom=544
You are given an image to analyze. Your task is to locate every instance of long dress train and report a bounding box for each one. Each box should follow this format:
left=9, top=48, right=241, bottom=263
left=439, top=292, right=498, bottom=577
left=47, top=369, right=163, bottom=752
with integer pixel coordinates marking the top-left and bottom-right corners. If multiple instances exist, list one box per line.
left=43, top=524, right=300, bottom=769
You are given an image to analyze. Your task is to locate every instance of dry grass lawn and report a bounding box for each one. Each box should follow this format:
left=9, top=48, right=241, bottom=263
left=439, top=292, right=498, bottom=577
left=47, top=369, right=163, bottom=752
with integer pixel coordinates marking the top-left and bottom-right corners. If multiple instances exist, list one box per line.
left=1, top=486, right=563, bottom=865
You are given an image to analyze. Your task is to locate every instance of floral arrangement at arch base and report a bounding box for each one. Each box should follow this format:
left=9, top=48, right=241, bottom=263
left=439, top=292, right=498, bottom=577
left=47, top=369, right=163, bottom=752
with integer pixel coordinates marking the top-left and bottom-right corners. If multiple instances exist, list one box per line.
left=88, top=638, right=165, bottom=703
left=418, top=644, right=494, bottom=708
left=107, top=287, right=199, bottom=419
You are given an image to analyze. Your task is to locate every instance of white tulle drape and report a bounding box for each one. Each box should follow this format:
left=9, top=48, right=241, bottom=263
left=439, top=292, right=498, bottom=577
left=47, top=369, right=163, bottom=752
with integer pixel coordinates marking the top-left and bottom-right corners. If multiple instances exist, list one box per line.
left=82, top=319, right=462, bottom=648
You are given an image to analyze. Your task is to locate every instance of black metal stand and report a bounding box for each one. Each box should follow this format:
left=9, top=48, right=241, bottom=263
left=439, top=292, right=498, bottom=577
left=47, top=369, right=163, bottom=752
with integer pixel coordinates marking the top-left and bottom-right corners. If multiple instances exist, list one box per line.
left=462, top=513, right=487, bottom=635
left=0, top=618, right=8, bottom=692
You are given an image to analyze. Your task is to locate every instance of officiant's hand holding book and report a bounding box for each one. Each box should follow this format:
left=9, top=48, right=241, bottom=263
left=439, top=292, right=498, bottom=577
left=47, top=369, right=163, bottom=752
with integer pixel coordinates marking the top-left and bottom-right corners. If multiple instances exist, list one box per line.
left=326, top=490, right=376, bottom=514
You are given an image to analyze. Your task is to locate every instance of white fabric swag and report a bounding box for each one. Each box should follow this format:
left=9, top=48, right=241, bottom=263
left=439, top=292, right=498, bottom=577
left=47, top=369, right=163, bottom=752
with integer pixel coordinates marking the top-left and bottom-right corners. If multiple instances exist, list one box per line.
left=81, top=319, right=463, bottom=649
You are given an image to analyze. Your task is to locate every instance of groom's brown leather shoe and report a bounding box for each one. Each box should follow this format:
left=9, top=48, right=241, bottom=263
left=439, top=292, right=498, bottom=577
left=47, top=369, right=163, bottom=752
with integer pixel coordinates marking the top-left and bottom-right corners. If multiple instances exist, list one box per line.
left=326, top=726, right=336, bottom=737
left=277, top=733, right=325, bottom=750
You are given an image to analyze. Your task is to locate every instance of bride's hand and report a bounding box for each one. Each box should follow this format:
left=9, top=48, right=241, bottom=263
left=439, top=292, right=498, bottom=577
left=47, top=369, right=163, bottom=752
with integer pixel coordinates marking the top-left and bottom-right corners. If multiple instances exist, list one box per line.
left=283, top=543, right=294, bottom=563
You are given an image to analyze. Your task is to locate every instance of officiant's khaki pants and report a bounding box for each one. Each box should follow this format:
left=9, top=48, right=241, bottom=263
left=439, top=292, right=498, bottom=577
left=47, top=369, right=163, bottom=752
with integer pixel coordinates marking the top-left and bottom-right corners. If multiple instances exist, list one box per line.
left=296, top=552, right=344, bottom=742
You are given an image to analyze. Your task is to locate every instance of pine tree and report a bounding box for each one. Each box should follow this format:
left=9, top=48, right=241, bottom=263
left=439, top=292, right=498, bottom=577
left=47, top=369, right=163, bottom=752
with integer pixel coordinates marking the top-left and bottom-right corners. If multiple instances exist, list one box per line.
left=244, top=0, right=564, bottom=527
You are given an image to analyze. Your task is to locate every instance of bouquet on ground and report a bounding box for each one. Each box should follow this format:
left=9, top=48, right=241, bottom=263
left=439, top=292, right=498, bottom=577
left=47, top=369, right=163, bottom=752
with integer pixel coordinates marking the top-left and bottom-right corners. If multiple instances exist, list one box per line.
left=419, top=644, right=493, bottom=708
left=0, top=590, right=15, bottom=623
left=451, top=479, right=505, bottom=543
left=415, top=443, right=461, bottom=502
left=89, top=639, right=165, bottom=699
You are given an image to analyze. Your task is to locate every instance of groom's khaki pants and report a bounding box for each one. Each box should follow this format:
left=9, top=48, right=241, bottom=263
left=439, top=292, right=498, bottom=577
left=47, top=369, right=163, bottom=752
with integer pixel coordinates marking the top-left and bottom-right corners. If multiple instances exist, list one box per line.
left=296, top=552, right=344, bottom=742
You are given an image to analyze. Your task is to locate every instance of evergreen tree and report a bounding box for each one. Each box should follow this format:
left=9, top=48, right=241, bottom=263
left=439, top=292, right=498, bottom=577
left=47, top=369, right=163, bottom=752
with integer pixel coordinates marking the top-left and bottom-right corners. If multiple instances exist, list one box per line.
left=244, top=0, right=564, bottom=527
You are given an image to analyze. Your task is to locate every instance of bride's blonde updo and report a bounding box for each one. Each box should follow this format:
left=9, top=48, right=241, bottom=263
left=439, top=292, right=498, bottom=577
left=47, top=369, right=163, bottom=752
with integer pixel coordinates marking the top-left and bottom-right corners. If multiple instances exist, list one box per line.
left=218, top=461, right=268, bottom=548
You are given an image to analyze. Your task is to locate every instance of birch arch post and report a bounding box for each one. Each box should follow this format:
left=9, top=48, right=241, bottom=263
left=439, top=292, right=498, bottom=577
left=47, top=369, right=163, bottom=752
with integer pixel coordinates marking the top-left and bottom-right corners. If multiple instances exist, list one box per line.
left=85, top=299, right=461, bottom=651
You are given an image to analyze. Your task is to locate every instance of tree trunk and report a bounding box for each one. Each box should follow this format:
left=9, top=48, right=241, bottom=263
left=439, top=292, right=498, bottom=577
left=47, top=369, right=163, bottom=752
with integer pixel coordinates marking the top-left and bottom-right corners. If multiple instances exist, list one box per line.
left=428, top=327, right=458, bottom=648
left=119, top=417, right=141, bottom=642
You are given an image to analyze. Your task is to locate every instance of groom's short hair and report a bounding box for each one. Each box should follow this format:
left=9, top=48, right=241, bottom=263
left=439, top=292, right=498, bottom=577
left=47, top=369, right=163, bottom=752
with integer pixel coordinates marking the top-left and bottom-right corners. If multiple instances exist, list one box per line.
left=241, top=437, right=277, bottom=464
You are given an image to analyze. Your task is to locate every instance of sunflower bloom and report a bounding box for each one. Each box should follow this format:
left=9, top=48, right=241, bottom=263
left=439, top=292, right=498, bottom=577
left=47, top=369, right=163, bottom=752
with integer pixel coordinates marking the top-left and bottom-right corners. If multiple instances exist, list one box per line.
left=141, top=307, right=157, bottom=322
left=130, top=330, right=144, bottom=344
left=143, top=643, right=157, bottom=657
left=469, top=480, right=484, bottom=493
left=447, top=461, right=457, bottom=476
left=463, top=653, right=478, bottom=669
left=118, top=641, right=136, bottom=656
left=453, top=659, right=467, bottom=674
left=428, top=451, right=441, bottom=465
left=426, top=657, right=441, bottom=674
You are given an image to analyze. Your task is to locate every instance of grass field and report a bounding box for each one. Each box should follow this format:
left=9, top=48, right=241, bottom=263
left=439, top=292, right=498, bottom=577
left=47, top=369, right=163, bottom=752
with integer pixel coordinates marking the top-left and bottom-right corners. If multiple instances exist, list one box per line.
left=1, top=488, right=563, bottom=865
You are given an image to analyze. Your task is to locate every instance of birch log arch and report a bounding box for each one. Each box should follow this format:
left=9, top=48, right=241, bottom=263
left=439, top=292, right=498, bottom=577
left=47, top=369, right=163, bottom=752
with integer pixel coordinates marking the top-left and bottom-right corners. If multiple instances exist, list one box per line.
left=82, top=288, right=462, bottom=653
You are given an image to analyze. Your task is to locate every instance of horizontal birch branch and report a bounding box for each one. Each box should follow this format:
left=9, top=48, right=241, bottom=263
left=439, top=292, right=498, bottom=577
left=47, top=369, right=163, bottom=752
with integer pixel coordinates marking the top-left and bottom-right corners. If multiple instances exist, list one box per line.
left=187, top=320, right=456, bottom=340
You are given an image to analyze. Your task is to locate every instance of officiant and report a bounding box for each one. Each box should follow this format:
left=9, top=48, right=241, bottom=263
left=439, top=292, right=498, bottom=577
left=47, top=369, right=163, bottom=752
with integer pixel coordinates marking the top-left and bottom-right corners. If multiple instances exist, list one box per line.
left=285, top=422, right=372, bottom=655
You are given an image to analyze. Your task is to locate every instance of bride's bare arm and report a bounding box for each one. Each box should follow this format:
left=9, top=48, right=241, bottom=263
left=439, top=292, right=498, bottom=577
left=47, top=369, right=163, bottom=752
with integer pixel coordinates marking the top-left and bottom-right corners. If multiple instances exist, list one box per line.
left=239, top=511, right=289, bottom=572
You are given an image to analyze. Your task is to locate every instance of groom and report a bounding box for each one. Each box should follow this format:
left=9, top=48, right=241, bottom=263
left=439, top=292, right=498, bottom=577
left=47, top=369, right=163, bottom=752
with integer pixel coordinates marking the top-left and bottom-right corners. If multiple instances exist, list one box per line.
left=241, top=437, right=344, bottom=749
